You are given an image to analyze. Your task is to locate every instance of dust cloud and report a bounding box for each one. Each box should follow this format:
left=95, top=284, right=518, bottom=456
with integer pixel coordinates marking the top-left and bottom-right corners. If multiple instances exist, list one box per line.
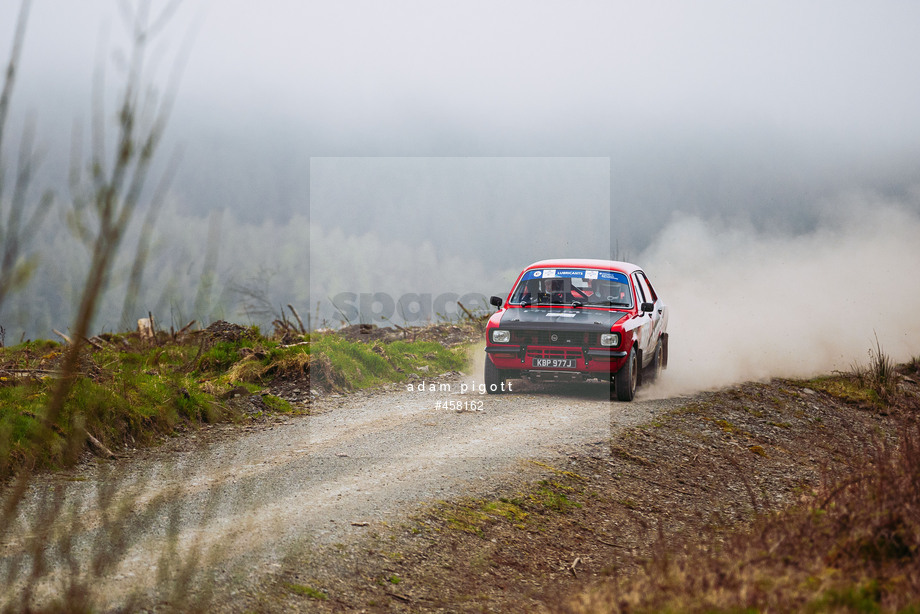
left=638, top=198, right=920, bottom=397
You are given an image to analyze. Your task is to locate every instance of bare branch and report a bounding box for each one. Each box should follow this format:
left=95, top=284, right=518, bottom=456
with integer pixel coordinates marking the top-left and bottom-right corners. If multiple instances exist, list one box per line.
left=148, top=0, right=184, bottom=39
left=287, top=303, right=307, bottom=334
left=0, top=0, right=51, bottom=311
left=42, top=0, right=188, bottom=462
left=229, top=267, right=283, bottom=322
left=0, top=0, right=31, bottom=157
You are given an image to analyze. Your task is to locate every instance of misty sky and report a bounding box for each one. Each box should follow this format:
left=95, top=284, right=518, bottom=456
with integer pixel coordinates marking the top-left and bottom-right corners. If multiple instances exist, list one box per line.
left=3, top=1, right=920, bottom=337
left=5, top=2, right=920, bottom=220
left=7, top=1, right=919, bottom=145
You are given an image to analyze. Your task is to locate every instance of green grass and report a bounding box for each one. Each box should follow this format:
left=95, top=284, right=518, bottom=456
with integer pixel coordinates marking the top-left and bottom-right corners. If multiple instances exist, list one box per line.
left=284, top=582, right=328, bottom=600
left=308, top=334, right=467, bottom=391
left=807, top=338, right=901, bottom=407
left=197, top=340, right=250, bottom=371
left=442, top=505, right=490, bottom=536
left=430, top=474, right=585, bottom=540
left=807, top=582, right=883, bottom=614
left=807, top=374, right=881, bottom=406
left=530, top=482, right=582, bottom=513
left=0, top=324, right=474, bottom=475
left=483, top=499, right=529, bottom=525
left=1, top=341, right=226, bottom=471
left=261, top=394, right=293, bottom=413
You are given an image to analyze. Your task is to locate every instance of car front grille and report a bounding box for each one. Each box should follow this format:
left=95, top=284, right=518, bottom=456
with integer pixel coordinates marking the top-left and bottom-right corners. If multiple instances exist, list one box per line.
left=510, top=330, right=598, bottom=346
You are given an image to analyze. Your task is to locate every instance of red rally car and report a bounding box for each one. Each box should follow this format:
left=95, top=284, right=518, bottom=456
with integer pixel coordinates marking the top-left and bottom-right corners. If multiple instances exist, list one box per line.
left=484, top=259, right=669, bottom=401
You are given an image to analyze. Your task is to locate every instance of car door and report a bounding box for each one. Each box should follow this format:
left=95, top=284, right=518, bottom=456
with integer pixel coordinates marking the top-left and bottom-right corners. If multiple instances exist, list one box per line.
left=632, top=272, right=660, bottom=366
left=636, top=271, right=664, bottom=354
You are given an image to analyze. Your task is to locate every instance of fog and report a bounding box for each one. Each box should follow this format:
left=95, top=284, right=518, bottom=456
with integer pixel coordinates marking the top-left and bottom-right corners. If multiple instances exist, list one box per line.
left=1, top=1, right=920, bottom=386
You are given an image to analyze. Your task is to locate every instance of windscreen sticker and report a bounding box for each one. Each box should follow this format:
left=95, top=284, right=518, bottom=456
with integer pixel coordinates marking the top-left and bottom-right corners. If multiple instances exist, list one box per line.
left=546, top=312, right=577, bottom=317
left=521, top=269, right=629, bottom=284
left=598, top=271, right=628, bottom=283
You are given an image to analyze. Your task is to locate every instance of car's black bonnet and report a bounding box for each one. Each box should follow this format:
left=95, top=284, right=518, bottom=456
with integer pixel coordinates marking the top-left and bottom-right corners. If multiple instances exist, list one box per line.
left=498, top=308, right=628, bottom=332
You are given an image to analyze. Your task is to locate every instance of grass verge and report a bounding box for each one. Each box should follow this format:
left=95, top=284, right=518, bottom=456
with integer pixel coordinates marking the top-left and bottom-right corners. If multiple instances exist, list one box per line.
left=307, top=335, right=468, bottom=392
left=0, top=321, right=475, bottom=476
left=570, top=361, right=920, bottom=613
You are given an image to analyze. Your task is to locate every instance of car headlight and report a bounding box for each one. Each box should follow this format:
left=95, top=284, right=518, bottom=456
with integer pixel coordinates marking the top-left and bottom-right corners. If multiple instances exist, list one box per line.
left=600, top=333, right=620, bottom=347
left=491, top=329, right=511, bottom=343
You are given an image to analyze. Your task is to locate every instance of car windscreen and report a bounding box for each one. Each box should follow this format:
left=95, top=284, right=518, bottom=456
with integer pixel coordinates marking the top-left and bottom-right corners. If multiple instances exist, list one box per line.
left=508, top=268, right=633, bottom=308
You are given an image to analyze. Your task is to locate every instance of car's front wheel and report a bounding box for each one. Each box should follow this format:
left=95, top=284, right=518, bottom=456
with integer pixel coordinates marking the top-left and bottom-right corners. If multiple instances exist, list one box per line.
left=484, top=356, right=508, bottom=394
left=614, top=346, right=638, bottom=401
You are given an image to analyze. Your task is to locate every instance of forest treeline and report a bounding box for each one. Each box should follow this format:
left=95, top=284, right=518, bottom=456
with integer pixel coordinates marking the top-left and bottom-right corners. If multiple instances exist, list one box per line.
left=0, top=203, right=512, bottom=341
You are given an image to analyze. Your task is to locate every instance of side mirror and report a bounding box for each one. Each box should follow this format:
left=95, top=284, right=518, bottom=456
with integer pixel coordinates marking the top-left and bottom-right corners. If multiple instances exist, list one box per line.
left=490, top=296, right=503, bottom=308
left=641, top=302, right=654, bottom=313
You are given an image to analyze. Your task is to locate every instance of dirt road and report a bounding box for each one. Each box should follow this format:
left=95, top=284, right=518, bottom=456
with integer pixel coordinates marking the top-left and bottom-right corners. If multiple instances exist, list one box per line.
left=2, top=368, right=682, bottom=609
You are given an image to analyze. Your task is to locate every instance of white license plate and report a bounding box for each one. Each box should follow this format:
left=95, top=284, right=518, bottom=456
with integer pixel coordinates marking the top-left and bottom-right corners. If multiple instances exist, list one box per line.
left=532, top=358, right=577, bottom=369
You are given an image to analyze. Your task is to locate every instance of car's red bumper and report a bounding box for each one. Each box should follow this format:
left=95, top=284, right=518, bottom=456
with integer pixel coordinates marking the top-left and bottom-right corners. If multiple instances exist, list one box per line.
left=486, top=345, right=628, bottom=375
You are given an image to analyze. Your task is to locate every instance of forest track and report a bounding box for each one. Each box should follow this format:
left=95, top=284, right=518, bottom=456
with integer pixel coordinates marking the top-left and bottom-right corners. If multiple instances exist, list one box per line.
left=2, top=369, right=686, bottom=609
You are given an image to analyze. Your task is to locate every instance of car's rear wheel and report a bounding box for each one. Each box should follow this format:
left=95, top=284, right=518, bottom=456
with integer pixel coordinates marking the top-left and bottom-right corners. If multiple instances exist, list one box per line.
left=484, top=356, right=507, bottom=394
left=614, top=347, right=638, bottom=401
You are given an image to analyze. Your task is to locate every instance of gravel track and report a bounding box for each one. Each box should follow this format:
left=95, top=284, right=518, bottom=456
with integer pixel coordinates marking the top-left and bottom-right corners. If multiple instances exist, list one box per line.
left=2, top=370, right=683, bottom=608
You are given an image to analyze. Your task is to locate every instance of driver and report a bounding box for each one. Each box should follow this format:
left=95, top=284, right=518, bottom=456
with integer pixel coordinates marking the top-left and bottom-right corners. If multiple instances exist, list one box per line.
left=519, top=279, right=540, bottom=304
left=594, top=279, right=628, bottom=303
left=545, top=277, right=570, bottom=303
